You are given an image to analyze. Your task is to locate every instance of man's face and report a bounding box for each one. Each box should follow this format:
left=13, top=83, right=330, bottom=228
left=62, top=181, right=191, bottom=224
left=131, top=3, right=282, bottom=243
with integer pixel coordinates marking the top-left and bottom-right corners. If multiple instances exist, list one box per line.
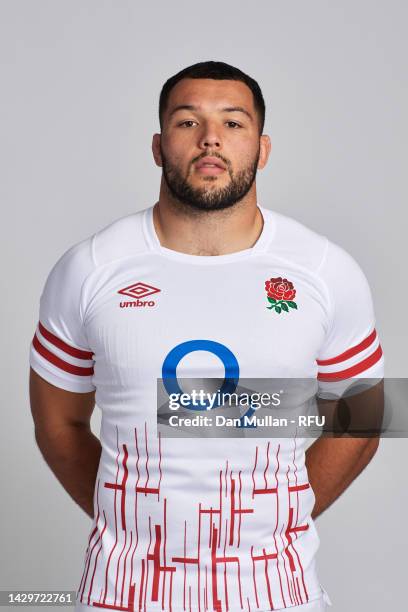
left=156, top=78, right=265, bottom=212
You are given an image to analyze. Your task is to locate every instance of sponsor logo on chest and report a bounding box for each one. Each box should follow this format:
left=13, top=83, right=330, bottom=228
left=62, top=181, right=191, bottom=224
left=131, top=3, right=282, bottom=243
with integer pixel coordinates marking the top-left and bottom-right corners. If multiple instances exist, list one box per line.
left=116, top=276, right=299, bottom=311
left=117, top=281, right=161, bottom=308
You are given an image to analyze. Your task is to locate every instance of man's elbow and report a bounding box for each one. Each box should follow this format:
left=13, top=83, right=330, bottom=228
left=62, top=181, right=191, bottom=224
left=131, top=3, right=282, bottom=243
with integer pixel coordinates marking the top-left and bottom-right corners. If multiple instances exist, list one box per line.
left=361, top=436, right=380, bottom=463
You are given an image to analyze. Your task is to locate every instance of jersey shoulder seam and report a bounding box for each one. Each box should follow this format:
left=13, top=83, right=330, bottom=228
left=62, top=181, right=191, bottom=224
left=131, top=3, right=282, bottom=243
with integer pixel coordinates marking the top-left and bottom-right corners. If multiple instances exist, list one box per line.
left=314, top=237, right=336, bottom=345
left=78, top=234, right=98, bottom=328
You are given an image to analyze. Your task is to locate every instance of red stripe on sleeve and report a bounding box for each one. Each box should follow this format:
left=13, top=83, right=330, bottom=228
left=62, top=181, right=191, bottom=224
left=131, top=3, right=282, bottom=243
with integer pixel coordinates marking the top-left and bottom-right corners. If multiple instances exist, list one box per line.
left=317, top=344, right=383, bottom=381
left=38, top=321, right=94, bottom=360
left=316, top=329, right=377, bottom=366
left=32, top=333, right=94, bottom=377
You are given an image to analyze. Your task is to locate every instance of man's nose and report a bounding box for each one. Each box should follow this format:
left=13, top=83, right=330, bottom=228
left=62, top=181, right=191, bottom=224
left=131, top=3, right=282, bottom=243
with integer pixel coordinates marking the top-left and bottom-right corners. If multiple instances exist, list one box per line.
left=198, top=122, right=221, bottom=149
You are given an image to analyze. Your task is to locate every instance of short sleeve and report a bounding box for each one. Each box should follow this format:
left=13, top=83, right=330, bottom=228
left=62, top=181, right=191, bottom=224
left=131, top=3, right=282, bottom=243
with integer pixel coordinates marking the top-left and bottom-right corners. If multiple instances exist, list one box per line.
left=29, top=237, right=96, bottom=393
left=316, top=240, right=384, bottom=397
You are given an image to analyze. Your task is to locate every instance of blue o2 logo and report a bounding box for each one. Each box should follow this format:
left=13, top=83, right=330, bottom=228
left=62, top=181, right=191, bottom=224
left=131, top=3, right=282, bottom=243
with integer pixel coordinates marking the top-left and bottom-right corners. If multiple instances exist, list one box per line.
left=162, top=339, right=239, bottom=410
left=161, top=339, right=255, bottom=427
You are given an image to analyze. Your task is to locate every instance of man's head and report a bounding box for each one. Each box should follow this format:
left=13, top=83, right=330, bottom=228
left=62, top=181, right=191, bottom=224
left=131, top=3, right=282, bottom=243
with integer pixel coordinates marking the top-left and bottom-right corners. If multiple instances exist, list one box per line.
left=152, top=61, right=271, bottom=212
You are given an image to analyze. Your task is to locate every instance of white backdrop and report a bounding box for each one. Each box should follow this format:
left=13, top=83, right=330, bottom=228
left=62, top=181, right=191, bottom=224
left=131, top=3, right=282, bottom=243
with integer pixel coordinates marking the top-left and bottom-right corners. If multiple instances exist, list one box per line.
left=1, top=1, right=406, bottom=610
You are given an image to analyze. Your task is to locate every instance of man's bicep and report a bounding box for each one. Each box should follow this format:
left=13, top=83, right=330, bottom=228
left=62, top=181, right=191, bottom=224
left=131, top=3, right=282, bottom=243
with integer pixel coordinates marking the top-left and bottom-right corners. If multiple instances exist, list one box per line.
left=29, top=367, right=96, bottom=432
left=317, top=378, right=384, bottom=438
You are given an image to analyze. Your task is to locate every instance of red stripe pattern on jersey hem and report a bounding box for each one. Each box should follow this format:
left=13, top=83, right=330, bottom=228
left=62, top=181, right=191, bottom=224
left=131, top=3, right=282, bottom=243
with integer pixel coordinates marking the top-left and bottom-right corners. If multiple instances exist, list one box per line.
left=316, top=328, right=377, bottom=366
left=32, top=323, right=94, bottom=377
left=38, top=320, right=93, bottom=359
left=317, top=339, right=383, bottom=381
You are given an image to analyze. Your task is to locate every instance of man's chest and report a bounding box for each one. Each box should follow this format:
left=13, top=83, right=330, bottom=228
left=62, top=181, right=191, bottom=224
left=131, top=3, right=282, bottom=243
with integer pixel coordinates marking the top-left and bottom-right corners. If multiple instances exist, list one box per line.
left=83, top=259, right=329, bottom=382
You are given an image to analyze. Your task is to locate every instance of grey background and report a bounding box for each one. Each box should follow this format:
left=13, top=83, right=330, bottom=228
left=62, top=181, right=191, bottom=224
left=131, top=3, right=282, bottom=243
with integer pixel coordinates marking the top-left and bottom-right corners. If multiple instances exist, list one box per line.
left=1, top=0, right=406, bottom=610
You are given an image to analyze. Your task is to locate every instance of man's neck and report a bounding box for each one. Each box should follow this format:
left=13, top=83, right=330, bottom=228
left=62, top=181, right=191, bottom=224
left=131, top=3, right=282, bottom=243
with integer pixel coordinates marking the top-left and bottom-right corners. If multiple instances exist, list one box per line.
left=152, top=192, right=264, bottom=257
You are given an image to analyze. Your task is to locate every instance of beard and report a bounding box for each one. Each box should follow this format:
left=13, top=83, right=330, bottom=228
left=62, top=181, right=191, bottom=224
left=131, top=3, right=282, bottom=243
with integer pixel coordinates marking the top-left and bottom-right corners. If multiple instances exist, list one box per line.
left=160, top=145, right=260, bottom=212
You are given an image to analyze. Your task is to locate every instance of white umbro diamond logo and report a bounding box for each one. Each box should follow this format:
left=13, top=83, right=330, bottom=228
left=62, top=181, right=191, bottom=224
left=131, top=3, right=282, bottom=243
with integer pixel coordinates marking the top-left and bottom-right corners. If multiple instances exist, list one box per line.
left=117, top=282, right=161, bottom=299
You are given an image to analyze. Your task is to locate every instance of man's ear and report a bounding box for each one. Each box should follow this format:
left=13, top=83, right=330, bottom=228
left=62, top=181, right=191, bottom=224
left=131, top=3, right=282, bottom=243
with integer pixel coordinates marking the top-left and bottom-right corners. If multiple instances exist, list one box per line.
left=257, top=134, right=272, bottom=170
left=152, top=133, right=163, bottom=168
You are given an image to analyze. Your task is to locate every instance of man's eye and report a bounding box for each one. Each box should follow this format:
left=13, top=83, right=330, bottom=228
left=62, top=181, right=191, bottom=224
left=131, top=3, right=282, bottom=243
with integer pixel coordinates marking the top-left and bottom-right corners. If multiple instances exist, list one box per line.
left=178, top=120, right=242, bottom=128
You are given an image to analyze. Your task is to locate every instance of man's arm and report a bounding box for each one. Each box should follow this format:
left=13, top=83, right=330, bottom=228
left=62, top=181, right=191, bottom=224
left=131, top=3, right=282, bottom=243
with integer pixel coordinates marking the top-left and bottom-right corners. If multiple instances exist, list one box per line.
left=306, top=380, right=384, bottom=519
left=29, top=367, right=101, bottom=519
left=306, top=436, right=379, bottom=519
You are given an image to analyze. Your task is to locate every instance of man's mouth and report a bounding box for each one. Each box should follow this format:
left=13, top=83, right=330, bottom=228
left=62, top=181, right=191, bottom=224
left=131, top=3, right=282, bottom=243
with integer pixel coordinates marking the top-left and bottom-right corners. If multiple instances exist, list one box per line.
left=195, top=157, right=226, bottom=175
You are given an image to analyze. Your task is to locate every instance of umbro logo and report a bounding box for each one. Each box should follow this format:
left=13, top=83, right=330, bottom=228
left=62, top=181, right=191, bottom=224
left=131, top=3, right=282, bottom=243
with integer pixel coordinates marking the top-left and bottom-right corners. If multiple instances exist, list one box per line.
left=118, top=282, right=161, bottom=308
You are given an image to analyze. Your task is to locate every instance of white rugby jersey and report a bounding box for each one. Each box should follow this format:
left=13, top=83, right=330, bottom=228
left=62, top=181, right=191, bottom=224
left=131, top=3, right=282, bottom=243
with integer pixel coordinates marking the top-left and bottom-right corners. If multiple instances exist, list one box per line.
left=29, top=204, right=383, bottom=612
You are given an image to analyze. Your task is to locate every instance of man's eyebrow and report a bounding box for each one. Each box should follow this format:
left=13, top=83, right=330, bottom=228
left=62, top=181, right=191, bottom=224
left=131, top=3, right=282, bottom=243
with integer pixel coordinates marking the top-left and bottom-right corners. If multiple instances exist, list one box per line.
left=222, top=106, right=253, bottom=121
left=168, top=104, right=253, bottom=121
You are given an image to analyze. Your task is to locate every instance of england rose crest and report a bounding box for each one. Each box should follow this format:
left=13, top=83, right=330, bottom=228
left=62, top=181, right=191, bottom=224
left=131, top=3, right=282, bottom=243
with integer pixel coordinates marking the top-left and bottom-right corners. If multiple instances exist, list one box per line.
left=265, top=276, right=298, bottom=314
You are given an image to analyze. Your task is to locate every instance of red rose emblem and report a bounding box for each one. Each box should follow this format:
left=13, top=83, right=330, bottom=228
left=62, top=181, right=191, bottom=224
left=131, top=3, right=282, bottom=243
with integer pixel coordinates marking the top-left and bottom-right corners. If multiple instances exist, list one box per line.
left=265, top=277, right=296, bottom=301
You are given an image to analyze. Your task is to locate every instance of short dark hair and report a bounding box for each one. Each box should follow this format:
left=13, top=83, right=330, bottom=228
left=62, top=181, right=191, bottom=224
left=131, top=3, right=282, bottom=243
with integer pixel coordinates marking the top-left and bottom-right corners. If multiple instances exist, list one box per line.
left=159, top=61, right=265, bottom=135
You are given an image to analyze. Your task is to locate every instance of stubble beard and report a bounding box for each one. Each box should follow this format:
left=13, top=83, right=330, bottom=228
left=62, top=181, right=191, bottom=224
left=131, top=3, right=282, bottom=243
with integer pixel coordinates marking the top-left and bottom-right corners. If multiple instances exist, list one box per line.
left=160, top=146, right=261, bottom=212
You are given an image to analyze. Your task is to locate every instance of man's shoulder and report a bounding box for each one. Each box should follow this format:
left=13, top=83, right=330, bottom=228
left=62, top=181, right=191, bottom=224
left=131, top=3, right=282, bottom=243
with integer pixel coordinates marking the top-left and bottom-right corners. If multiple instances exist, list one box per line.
left=92, top=206, right=150, bottom=266
left=267, top=207, right=365, bottom=280
left=265, top=207, right=328, bottom=273
left=47, top=207, right=151, bottom=284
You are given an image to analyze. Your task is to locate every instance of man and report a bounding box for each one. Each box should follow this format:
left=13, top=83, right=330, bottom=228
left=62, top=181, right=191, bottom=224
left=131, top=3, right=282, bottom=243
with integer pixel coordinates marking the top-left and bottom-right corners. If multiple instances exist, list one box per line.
left=29, top=61, right=384, bottom=611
